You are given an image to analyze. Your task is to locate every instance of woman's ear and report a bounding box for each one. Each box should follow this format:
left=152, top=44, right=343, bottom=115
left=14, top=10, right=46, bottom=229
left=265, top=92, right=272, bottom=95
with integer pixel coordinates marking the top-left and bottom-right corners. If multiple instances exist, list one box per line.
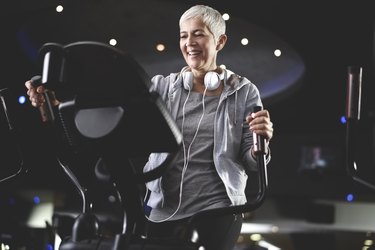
left=216, top=34, right=227, bottom=51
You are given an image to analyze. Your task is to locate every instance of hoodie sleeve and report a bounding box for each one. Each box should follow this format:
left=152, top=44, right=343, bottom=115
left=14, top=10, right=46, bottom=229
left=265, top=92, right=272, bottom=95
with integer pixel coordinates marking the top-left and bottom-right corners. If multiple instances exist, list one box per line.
left=240, top=80, right=271, bottom=172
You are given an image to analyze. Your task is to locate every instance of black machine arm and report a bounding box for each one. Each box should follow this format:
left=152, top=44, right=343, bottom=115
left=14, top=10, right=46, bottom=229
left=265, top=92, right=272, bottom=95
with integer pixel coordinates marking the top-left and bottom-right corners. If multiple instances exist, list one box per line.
left=0, top=88, right=28, bottom=183
left=345, top=66, right=375, bottom=191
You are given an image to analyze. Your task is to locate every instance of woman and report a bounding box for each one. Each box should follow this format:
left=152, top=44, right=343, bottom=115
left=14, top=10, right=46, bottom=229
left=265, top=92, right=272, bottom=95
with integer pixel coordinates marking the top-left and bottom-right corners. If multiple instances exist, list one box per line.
left=142, top=4, right=273, bottom=250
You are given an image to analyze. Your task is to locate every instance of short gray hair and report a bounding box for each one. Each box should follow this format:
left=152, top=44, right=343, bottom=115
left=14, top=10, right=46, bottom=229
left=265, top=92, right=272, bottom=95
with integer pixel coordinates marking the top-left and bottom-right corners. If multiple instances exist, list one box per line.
left=179, top=5, right=226, bottom=42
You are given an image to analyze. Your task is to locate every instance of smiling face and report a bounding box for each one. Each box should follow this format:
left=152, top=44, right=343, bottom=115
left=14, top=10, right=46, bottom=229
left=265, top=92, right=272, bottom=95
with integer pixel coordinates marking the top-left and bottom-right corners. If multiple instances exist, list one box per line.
left=179, top=17, right=226, bottom=73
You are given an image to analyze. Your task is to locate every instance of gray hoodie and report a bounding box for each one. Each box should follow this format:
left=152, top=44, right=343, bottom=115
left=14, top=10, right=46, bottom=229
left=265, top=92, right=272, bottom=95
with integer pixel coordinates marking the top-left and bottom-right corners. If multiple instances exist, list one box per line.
left=143, top=68, right=270, bottom=208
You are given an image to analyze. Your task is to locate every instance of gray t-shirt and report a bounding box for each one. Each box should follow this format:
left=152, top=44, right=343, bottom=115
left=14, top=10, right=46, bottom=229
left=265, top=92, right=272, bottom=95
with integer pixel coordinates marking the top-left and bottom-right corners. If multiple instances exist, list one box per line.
left=150, top=90, right=231, bottom=221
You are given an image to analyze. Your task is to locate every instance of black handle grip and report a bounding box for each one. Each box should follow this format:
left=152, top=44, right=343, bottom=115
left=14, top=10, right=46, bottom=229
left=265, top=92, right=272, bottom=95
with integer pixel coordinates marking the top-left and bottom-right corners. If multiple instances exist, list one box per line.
left=252, top=105, right=266, bottom=154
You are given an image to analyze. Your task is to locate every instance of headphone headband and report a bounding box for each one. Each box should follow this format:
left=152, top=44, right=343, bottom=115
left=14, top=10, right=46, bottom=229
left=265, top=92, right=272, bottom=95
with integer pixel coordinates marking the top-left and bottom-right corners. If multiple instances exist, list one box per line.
left=181, top=67, right=225, bottom=91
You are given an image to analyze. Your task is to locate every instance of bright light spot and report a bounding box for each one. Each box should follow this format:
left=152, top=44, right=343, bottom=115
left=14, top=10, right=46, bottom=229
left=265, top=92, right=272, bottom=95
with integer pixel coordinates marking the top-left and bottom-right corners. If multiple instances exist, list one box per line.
left=259, top=240, right=281, bottom=250
left=274, top=49, right=281, bottom=57
left=346, top=193, right=354, bottom=202
left=56, top=5, right=64, bottom=13
left=156, top=43, right=165, bottom=52
left=364, top=239, right=373, bottom=246
left=33, top=196, right=41, bottom=204
left=1, top=243, right=10, bottom=250
left=18, top=95, right=26, bottom=104
left=250, top=233, right=262, bottom=241
left=340, top=115, right=347, bottom=124
left=55, top=234, right=62, bottom=250
left=222, top=13, right=230, bottom=21
left=241, top=223, right=274, bottom=233
left=109, top=39, right=117, bottom=46
left=191, top=230, right=199, bottom=243
left=241, top=38, right=249, bottom=45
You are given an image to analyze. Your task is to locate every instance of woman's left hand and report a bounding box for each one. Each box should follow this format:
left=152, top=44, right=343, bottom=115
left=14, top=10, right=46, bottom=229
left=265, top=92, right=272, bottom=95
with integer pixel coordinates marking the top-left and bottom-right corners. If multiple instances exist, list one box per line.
left=246, top=109, right=273, bottom=142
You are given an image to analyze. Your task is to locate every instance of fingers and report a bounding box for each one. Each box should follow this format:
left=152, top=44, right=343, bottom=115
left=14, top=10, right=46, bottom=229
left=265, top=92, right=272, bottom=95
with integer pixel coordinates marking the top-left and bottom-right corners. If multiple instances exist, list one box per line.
left=246, top=109, right=269, bottom=122
left=25, top=80, right=46, bottom=107
left=251, top=121, right=273, bottom=141
left=30, top=94, right=46, bottom=107
left=25, top=80, right=34, bottom=92
left=247, top=109, right=273, bottom=141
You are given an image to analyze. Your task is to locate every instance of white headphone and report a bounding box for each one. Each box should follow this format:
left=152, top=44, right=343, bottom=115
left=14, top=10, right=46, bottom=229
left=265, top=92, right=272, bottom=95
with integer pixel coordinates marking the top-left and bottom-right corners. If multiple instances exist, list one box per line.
left=181, top=67, right=225, bottom=91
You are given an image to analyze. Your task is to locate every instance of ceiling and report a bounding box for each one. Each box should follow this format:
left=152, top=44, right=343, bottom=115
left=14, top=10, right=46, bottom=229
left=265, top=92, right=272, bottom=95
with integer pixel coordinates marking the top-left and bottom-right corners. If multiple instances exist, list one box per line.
left=1, top=0, right=374, bottom=103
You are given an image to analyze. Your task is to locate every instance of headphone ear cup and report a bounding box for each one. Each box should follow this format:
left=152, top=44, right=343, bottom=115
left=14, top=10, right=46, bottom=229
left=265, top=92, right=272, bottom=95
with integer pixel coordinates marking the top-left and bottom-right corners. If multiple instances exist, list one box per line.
left=204, top=71, right=221, bottom=90
left=182, top=71, right=193, bottom=90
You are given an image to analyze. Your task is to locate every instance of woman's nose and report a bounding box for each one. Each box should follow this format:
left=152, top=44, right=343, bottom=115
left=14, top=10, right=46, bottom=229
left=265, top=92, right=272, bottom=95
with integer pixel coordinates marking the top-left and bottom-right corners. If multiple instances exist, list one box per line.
left=185, top=36, right=196, bottom=47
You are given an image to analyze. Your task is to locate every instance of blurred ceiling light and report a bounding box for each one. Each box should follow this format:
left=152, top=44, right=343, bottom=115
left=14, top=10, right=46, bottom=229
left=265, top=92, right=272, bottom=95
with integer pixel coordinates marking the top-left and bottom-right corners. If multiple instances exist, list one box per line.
left=109, top=39, right=117, bottom=46
left=156, top=43, right=165, bottom=52
left=56, top=5, right=63, bottom=12
left=241, top=38, right=249, bottom=46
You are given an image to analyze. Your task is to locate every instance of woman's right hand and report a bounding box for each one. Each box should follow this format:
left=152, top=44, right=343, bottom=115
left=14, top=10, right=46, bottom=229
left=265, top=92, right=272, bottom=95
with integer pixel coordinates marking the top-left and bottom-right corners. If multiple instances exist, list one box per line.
left=25, top=79, right=60, bottom=107
left=25, top=79, right=45, bottom=107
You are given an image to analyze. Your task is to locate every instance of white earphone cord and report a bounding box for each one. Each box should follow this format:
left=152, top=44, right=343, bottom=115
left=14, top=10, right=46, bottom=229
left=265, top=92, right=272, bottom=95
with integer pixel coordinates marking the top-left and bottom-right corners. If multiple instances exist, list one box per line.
left=145, top=84, right=208, bottom=223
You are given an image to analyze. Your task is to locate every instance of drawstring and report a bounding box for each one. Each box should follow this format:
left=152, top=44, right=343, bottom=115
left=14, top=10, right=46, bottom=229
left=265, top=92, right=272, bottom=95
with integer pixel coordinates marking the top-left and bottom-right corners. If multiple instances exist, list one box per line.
left=234, top=90, right=238, bottom=125
left=224, top=69, right=238, bottom=125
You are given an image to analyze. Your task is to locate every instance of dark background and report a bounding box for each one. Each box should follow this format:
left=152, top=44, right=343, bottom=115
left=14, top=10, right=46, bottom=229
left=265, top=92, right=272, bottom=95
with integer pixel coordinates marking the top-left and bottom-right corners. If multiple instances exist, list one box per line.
left=0, top=0, right=374, bottom=249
